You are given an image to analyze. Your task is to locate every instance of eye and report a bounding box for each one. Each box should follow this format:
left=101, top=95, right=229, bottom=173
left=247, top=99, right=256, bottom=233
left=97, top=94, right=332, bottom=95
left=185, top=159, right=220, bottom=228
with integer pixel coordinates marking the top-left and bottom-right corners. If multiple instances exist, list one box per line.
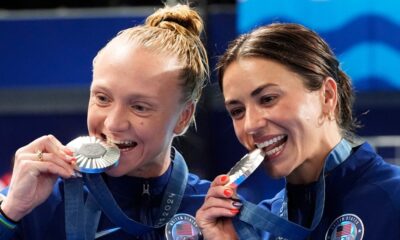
left=228, top=107, right=245, bottom=119
left=130, top=103, right=152, bottom=116
left=92, top=93, right=110, bottom=106
left=260, top=95, right=278, bottom=105
left=132, top=104, right=147, bottom=112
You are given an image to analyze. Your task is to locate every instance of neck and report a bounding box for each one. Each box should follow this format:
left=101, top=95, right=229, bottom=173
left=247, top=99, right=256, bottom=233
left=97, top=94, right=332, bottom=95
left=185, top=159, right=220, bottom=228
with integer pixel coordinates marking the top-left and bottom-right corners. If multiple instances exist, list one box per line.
left=126, top=148, right=173, bottom=178
left=287, top=131, right=342, bottom=185
left=131, top=160, right=171, bottom=178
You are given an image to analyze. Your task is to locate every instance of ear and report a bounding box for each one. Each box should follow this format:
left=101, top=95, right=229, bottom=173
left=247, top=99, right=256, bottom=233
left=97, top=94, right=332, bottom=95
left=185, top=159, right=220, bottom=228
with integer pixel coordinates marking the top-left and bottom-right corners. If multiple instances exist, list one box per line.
left=173, top=102, right=195, bottom=135
left=321, top=77, right=338, bottom=117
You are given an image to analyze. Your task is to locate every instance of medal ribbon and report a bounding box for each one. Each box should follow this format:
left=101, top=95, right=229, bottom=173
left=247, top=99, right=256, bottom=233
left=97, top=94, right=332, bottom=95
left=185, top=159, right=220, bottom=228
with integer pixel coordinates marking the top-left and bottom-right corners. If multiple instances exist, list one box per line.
left=64, top=148, right=188, bottom=239
left=64, top=177, right=85, bottom=240
left=234, top=139, right=352, bottom=239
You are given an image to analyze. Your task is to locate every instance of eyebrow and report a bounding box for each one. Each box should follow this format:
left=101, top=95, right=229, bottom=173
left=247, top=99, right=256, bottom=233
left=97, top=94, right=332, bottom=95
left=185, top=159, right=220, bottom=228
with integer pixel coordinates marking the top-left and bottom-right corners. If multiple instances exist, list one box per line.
left=90, top=84, right=156, bottom=101
left=250, top=84, right=267, bottom=97
left=225, top=83, right=277, bottom=106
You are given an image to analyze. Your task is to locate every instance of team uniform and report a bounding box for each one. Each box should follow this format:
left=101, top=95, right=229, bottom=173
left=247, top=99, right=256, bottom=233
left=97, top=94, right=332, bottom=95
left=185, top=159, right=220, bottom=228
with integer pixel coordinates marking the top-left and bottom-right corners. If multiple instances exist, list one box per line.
left=0, top=150, right=210, bottom=240
left=258, top=142, right=400, bottom=239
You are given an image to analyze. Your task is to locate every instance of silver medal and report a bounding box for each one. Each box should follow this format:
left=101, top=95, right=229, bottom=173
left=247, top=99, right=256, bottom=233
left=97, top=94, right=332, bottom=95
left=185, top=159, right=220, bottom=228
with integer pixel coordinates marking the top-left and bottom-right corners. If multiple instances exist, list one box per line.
left=225, top=148, right=265, bottom=187
left=67, top=136, right=120, bottom=173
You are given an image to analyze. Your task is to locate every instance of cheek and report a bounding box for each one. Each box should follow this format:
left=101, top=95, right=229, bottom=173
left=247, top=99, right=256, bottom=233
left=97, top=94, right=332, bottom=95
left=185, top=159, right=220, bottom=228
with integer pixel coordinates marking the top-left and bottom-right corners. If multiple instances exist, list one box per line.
left=232, top=120, right=241, bottom=135
left=301, top=93, right=323, bottom=118
left=232, top=121, right=248, bottom=147
left=297, top=102, right=322, bottom=126
left=140, top=118, right=166, bottom=138
left=281, top=95, right=319, bottom=122
left=87, top=108, right=101, bottom=132
left=86, top=117, right=95, bottom=134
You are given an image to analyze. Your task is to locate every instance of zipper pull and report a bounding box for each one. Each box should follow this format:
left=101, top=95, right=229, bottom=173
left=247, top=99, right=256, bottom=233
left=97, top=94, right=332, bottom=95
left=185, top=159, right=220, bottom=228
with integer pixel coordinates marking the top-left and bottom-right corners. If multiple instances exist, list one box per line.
left=140, top=181, right=152, bottom=226
left=142, top=182, right=150, bottom=196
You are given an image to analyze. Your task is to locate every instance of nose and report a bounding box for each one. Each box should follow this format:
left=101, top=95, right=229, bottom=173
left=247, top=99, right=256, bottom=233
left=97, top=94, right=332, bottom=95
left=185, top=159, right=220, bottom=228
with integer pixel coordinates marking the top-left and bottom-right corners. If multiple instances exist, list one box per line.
left=244, top=105, right=266, bottom=135
left=104, top=104, right=130, bottom=133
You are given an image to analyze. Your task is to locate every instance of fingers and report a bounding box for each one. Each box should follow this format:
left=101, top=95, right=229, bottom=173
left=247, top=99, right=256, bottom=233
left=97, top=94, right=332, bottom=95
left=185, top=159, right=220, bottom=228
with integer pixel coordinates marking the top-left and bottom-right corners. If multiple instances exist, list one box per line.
left=199, top=174, right=242, bottom=220
left=211, top=174, right=230, bottom=187
left=4, top=135, right=78, bottom=221
left=44, top=135, right=75, bottom=158
left=18, top=152, right=75, bottom=177
left=208, top=175, right=238, bottom=199
left=200, top=195, right=242, bottom=217
left=4, top=158, right=69, bottom=220
left=14, top=135, right=76, bottom=177
left=23, top=159, right=74, bottom=179
left=28, top=135, right=74, bottom=162
left=196, top=175, right=242, bottom=240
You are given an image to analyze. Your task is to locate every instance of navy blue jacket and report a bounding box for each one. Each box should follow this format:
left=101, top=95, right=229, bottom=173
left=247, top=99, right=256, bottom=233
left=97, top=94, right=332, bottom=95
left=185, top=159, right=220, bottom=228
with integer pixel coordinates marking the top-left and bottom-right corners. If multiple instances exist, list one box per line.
left=0, top=157, right=210, bottom=240
left=259, top=142, right=400, bottom=239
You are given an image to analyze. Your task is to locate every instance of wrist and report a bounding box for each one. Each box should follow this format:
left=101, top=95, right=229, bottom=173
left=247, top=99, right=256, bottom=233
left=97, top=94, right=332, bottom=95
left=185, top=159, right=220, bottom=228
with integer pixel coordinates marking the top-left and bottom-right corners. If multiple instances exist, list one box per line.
left=0, top=200, right=21, bottom=225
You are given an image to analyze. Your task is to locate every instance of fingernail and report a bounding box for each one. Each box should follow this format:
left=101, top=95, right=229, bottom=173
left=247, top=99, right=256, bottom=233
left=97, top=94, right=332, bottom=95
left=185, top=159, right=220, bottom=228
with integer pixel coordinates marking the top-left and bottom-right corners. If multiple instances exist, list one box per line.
left=232, top=200, right=243, bottom=208
left=72, top=171, right=82, bottom=178
left=220, top=175, right=228, bottom=182
left=69, top=158, right=77, bottom=165
left=63, top=148, right=74, bottom=156
left=223, top=189, right=233, bottom=197
left=230, top=209, right=240, bottom=214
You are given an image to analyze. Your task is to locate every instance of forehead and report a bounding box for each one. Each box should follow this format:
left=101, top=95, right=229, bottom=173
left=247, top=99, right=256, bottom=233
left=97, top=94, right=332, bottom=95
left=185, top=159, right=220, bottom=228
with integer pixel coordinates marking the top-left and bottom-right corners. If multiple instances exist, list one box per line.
left=93, top=40, right=184, bottom=83
left=96, top=38, right=182, bottom=68
left=91, top=41, right=185, bottom=97
left=222, top=57, right=304, bottom=93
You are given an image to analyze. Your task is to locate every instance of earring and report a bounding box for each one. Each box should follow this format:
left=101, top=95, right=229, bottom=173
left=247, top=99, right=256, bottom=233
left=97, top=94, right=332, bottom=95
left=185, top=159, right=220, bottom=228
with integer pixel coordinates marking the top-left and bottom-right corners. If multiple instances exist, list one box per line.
left=328, top=112, right=334, bottom=121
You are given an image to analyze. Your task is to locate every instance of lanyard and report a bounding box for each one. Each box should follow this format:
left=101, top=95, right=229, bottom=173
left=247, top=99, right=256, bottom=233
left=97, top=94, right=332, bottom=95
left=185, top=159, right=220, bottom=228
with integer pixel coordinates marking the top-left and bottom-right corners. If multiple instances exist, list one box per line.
left=234, top=139, right=352, bottom=240
left=64, top=148, right=188, bottom=240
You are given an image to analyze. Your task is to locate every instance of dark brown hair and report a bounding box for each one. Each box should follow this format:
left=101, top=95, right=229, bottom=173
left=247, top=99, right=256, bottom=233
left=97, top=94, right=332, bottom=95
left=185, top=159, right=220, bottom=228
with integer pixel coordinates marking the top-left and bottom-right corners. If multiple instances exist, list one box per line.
left=217, top=23, right=358, bottom=138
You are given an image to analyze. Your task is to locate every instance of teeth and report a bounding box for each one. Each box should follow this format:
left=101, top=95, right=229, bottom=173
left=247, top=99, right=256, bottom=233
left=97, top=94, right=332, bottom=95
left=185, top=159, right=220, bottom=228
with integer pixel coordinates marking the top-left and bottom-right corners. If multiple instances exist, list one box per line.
left=265, top=143, right=284, bottom=156
left=256, top=135, right=285, bottom=149
left=105, top=138, right=134, bottom=146
left=112, top=140, right=134, bottom=145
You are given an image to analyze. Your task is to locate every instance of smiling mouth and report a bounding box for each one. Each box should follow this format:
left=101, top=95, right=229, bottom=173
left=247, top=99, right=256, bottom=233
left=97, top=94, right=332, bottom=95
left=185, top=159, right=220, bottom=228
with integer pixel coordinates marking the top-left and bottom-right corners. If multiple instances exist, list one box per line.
left=101, top=134, right=138, bottom=152
left=256, top=135, right=288, bottom=158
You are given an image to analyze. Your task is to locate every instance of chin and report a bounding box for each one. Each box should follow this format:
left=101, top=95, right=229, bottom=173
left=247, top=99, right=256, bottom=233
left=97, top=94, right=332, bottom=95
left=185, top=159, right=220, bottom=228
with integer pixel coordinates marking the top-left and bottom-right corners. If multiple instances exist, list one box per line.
left=264, top=164, right=289, bottom=179
left=105, top=167, right=127, bottom=177
left=268, top=172, right=287, bottom=179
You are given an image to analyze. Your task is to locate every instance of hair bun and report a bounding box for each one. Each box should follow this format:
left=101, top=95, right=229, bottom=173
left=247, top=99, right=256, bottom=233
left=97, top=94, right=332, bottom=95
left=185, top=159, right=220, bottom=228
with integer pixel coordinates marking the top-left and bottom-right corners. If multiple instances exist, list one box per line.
left=146, top=4, right=203, bottom=37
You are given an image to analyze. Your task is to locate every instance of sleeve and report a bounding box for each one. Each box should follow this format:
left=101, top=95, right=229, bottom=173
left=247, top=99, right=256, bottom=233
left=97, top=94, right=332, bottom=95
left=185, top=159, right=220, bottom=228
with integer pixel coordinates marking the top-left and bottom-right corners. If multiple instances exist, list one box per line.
left=232, top=189, right=285, bottom=240
left=0, top=190, right=17, bottom=239
left=0, top=222, right=17, bottom=240
left=232, top=217, right=264, bottom=239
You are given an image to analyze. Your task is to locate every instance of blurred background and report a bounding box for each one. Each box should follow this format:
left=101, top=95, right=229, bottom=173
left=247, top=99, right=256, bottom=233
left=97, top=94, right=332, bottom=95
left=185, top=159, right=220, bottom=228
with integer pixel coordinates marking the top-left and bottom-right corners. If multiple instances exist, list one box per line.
left=1, top=0, right=400, bottom=203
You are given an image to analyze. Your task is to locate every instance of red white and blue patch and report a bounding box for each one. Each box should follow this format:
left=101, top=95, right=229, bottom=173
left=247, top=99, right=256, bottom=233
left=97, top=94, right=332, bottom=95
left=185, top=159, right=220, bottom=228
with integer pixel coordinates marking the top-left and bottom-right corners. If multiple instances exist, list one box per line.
left=325, top=214, right=364, bottom=240
left=165, top=213, right=202, bottom=240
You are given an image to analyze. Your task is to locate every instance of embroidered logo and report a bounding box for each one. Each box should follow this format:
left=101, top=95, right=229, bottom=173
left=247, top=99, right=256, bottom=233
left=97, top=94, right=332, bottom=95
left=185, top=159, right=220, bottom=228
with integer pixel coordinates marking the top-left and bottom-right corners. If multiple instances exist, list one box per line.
left=325, top=214, right=364, bottom=240
left=165, top=213, right=202, bottom=240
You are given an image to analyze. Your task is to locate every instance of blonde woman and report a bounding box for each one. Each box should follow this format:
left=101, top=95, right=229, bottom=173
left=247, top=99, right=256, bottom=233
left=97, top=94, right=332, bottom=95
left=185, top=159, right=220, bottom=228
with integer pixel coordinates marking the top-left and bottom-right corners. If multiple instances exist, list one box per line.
left=0, top=4, right=210, bottom=240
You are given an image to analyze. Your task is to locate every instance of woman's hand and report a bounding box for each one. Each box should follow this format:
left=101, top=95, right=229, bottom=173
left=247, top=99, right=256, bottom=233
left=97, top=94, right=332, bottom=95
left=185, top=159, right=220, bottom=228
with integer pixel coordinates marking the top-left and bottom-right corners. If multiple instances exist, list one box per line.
left=196, top=174, right=241, bottom=240
left=1, top=135, right=76, bottom=221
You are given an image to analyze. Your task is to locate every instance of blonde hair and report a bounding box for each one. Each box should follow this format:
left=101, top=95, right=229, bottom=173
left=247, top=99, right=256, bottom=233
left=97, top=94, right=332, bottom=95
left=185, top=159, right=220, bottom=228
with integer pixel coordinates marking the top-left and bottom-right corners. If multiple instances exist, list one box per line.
left=97, top=4, right=209, bottom=101
left=94, top=4, right=209, bottom=130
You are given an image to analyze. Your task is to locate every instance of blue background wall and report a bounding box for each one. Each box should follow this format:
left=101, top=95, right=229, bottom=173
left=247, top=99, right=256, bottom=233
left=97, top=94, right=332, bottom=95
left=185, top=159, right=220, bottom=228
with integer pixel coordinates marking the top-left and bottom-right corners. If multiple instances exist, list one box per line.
left=238, top=0, right=400, bottom=93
